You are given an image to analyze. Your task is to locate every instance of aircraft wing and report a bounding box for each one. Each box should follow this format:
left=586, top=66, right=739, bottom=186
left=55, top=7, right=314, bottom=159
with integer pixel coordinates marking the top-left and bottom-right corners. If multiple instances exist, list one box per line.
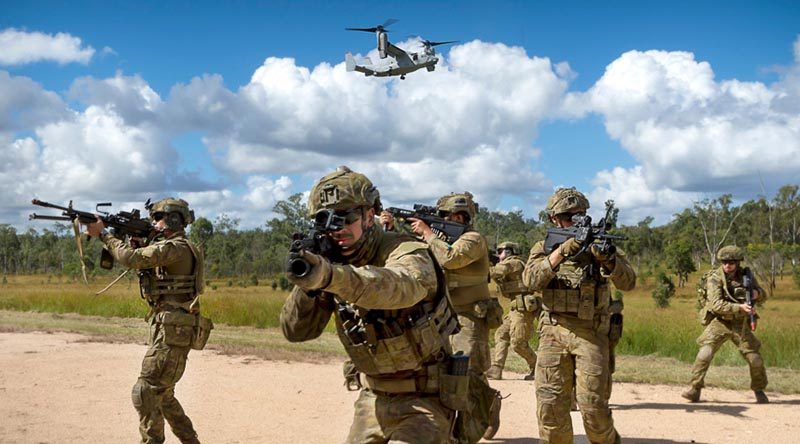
left=385, top=42, right=407, bottom=59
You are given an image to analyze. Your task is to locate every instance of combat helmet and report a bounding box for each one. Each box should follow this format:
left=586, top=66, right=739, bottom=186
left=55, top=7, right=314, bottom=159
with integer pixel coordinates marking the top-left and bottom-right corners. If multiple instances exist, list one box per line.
left=546, top=187, right=590, bottom=217
left=717, top=245, right=744, bottom=262
left=148, top=197, right=194, bottom=231
left=308, top=166, right=381, bottom=216
left=436, top=192, right=479, bottom=222
left=497, top=241, right=520, bottom=256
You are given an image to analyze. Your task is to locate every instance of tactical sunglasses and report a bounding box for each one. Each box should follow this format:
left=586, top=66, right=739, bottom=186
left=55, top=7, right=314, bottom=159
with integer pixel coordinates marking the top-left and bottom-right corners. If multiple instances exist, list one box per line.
left=151, top=212, right=166, bottom=222
left=334, top=208, right=363, bottom=225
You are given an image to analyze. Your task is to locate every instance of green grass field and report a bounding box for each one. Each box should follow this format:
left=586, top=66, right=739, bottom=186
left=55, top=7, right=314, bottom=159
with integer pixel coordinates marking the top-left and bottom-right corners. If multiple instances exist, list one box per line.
left=2, top=270, right=799, bottom=393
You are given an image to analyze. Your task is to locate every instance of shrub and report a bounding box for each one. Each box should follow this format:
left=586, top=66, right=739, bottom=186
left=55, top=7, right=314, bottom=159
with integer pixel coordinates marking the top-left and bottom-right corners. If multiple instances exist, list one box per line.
left=652, top=271, right=675, bottom=308
left=249, top=273, right=259, bottom=286
left=279, top=275, right=292, bottom=291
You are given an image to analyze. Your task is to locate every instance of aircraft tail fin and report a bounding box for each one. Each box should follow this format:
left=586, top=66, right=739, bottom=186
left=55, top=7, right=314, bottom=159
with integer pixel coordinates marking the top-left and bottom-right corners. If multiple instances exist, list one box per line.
left=345, top=52, right=356, bottom=72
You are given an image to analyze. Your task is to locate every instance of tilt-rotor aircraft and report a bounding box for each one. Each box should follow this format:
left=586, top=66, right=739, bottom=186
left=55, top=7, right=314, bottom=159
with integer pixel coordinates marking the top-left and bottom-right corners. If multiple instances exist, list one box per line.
left=345, top=19, right=456, bottom=80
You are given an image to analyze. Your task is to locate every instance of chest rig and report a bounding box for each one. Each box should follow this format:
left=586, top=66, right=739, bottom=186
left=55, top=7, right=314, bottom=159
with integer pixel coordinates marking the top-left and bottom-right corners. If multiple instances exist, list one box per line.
left=335, top=234, right=460, bottom=380
left=139, top=236, right=204, bottom=313
left=540, top=250, right=609, bottom=320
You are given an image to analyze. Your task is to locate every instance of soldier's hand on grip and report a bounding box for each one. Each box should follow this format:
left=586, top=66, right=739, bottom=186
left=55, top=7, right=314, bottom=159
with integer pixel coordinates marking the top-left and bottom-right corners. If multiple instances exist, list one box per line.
left=287, top=251, right=333, bottom=291
left=590, top=243, right=616, bottom=264
left=559, top=237, right=582, bottom=257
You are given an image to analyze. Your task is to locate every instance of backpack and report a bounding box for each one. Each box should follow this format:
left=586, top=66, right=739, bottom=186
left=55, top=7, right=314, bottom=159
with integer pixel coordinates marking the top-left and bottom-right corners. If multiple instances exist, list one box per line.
left=696, top=270, right=715, bottom=325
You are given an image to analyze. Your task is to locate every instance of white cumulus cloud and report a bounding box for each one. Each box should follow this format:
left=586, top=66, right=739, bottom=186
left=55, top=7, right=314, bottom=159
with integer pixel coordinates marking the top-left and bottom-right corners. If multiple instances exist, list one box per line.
left=0, top=28, right=95, bottom=66
left=567, top=42, right=800, bottom=223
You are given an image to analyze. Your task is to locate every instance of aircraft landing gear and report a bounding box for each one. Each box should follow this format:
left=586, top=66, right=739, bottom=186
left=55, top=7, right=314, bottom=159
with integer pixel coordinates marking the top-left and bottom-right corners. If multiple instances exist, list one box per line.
left=400, top=75, right=406, bottom=80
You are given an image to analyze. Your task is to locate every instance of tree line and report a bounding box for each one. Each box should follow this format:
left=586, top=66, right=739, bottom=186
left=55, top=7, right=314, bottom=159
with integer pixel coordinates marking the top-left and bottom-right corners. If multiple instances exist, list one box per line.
left=2, top=185, right=799, bottom=291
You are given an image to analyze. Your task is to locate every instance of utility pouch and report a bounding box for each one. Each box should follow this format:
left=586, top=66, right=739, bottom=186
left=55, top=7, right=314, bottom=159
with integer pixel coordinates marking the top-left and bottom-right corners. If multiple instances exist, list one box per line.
left=192, top=315, right=214, bottom=350
left=577, top=282, right=596, bottom=320
left=523, top=295, right=541, bottom=313
left=160, top=311, right=196, bottom=347
left=484, top=298, right=504, bottom=329
left=609, top=313, right=623, bottom=347
left=100, top=247, right=114, bottom=270
left=699, top=306, right=714, bottom=326
left=342, top=360, right=362, bottom=391
left=439, top=354, right=470, bottom=411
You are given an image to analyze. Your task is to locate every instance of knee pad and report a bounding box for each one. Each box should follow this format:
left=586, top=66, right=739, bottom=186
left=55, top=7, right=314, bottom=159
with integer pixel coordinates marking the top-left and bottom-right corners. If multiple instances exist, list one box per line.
left=745, top=352, right=763, bottom=367
left=697, top=345, right=715, bottom=363
left=132, top=378, right=157, bottom=413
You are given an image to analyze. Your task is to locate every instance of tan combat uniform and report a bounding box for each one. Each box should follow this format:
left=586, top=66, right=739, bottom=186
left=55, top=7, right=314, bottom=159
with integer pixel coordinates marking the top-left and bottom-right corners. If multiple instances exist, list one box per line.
left=689, top=267, right=768, bottom=392
left=102, top=231, right=204, bottom=444
left=524, top=242, right=635, bottom=444
left=425, top=230, right=493, bottom=376
left=488, top=254, right=539, bottom=378
left=281, top=231, right=460, bottom=444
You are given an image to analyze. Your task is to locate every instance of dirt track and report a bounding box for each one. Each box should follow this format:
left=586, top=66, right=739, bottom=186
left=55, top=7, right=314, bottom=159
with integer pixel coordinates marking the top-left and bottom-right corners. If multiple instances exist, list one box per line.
left=1, top=331, right=798, bottom=444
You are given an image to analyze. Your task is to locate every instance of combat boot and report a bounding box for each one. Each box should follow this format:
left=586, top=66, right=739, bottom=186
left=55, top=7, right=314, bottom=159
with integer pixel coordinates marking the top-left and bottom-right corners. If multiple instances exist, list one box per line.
left=482, top=391, right=502, bottom=439
left=681, top=387, right=701, bottom=403
left=523, top=369, right=535, bottom=381
left=754, top=390, right=769, bottom=404
left=486, top=365, right=503, bottom=380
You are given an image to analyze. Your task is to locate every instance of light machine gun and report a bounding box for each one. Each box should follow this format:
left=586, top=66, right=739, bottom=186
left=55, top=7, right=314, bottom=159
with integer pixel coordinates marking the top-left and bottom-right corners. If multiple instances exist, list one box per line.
left=543, top=206, right=627, bottom=258
left=29, top=199, right=155, bottom=284
left=385, top=204, right=468, bottom=243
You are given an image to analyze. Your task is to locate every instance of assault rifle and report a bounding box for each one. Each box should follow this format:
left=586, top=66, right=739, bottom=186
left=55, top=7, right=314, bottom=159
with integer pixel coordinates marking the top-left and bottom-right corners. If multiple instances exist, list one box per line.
left=29, top=199, right=155, bottom=283
left=742, top=268, right=757, bottom=331
left=385, top=204, right=468, bottom=243
left=543, top=206, right=627, bottom=258
left=287, top=209, right=346, bottom=278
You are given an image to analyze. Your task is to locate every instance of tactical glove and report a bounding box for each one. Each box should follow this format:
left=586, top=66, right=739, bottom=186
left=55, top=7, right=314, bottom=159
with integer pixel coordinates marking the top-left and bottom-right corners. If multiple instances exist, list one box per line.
left=559, top=237, right=583, bottom=257
left=287, top=251, right=333, bottom=291
left=590, top=243, right=616, bottom=264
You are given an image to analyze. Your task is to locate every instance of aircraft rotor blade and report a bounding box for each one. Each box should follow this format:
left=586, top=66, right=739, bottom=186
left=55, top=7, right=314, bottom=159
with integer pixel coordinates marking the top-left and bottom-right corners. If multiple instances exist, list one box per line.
left=428, top=40, right=459, bottom=47
left=346, top=27, right=378, bottom=33
left=382, top=18, right=398, bottom=28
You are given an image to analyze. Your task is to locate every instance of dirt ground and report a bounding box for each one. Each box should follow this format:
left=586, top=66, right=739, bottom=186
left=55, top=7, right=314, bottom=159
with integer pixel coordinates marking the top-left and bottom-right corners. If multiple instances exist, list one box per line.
left=1, top=332, right=798, bottom=444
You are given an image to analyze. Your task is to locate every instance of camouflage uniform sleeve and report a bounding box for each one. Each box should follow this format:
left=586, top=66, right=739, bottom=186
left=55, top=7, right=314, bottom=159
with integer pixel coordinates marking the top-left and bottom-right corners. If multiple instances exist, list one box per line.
left=280, top=286, right=335, bottom=342
left=522, top=240, right=555, bottom=290
left=606, top=249, right=636, bottom=291
left=324, top=241, right=437, bottom=310
left=707, top=270, right=740, bottom=316
left=101, top=233, right=181, bottom=269
left=425, top=231, right=485, bottom=270
left=489, top=260, right=511, bottom=282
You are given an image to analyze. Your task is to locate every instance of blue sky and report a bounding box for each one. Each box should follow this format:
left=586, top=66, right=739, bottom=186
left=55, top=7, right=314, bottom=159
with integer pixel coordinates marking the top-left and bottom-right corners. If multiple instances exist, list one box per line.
left=2, top=0, right=799, bottom=228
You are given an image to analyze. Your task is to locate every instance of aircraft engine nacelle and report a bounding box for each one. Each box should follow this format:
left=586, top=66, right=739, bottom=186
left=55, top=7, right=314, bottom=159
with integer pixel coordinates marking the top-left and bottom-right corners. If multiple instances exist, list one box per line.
left=378, top=32, right=388, bottom=59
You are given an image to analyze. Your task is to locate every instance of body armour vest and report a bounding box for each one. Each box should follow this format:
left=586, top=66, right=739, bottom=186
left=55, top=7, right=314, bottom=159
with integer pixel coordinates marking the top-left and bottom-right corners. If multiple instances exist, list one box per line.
left=335, top=231, right=460, bottom=377
left=492, top=256, right=528, bottom=298
left=443, top=230, right=491, bottom=306
left=140, top=235, right=204, bottom=312
left=540, top=250, right=610, bottom=321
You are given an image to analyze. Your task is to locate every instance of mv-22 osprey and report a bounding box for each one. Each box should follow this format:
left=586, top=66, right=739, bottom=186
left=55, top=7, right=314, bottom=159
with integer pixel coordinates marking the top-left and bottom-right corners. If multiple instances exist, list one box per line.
left=345, top=19, right=456, bottom=80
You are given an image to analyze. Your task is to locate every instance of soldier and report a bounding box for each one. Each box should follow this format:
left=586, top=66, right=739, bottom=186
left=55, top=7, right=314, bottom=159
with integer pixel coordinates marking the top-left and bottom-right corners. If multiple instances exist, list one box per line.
left=486, top=241, right=539, bottom=381
left=85, top=198, right=209, bottom=444
left=281, top=166, right=462, bottom=443
left=523, top=187, right=635, bottom=444
left=682, top=245, right=769, bottom=404
left=408, top=191, right=503, bottom=440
